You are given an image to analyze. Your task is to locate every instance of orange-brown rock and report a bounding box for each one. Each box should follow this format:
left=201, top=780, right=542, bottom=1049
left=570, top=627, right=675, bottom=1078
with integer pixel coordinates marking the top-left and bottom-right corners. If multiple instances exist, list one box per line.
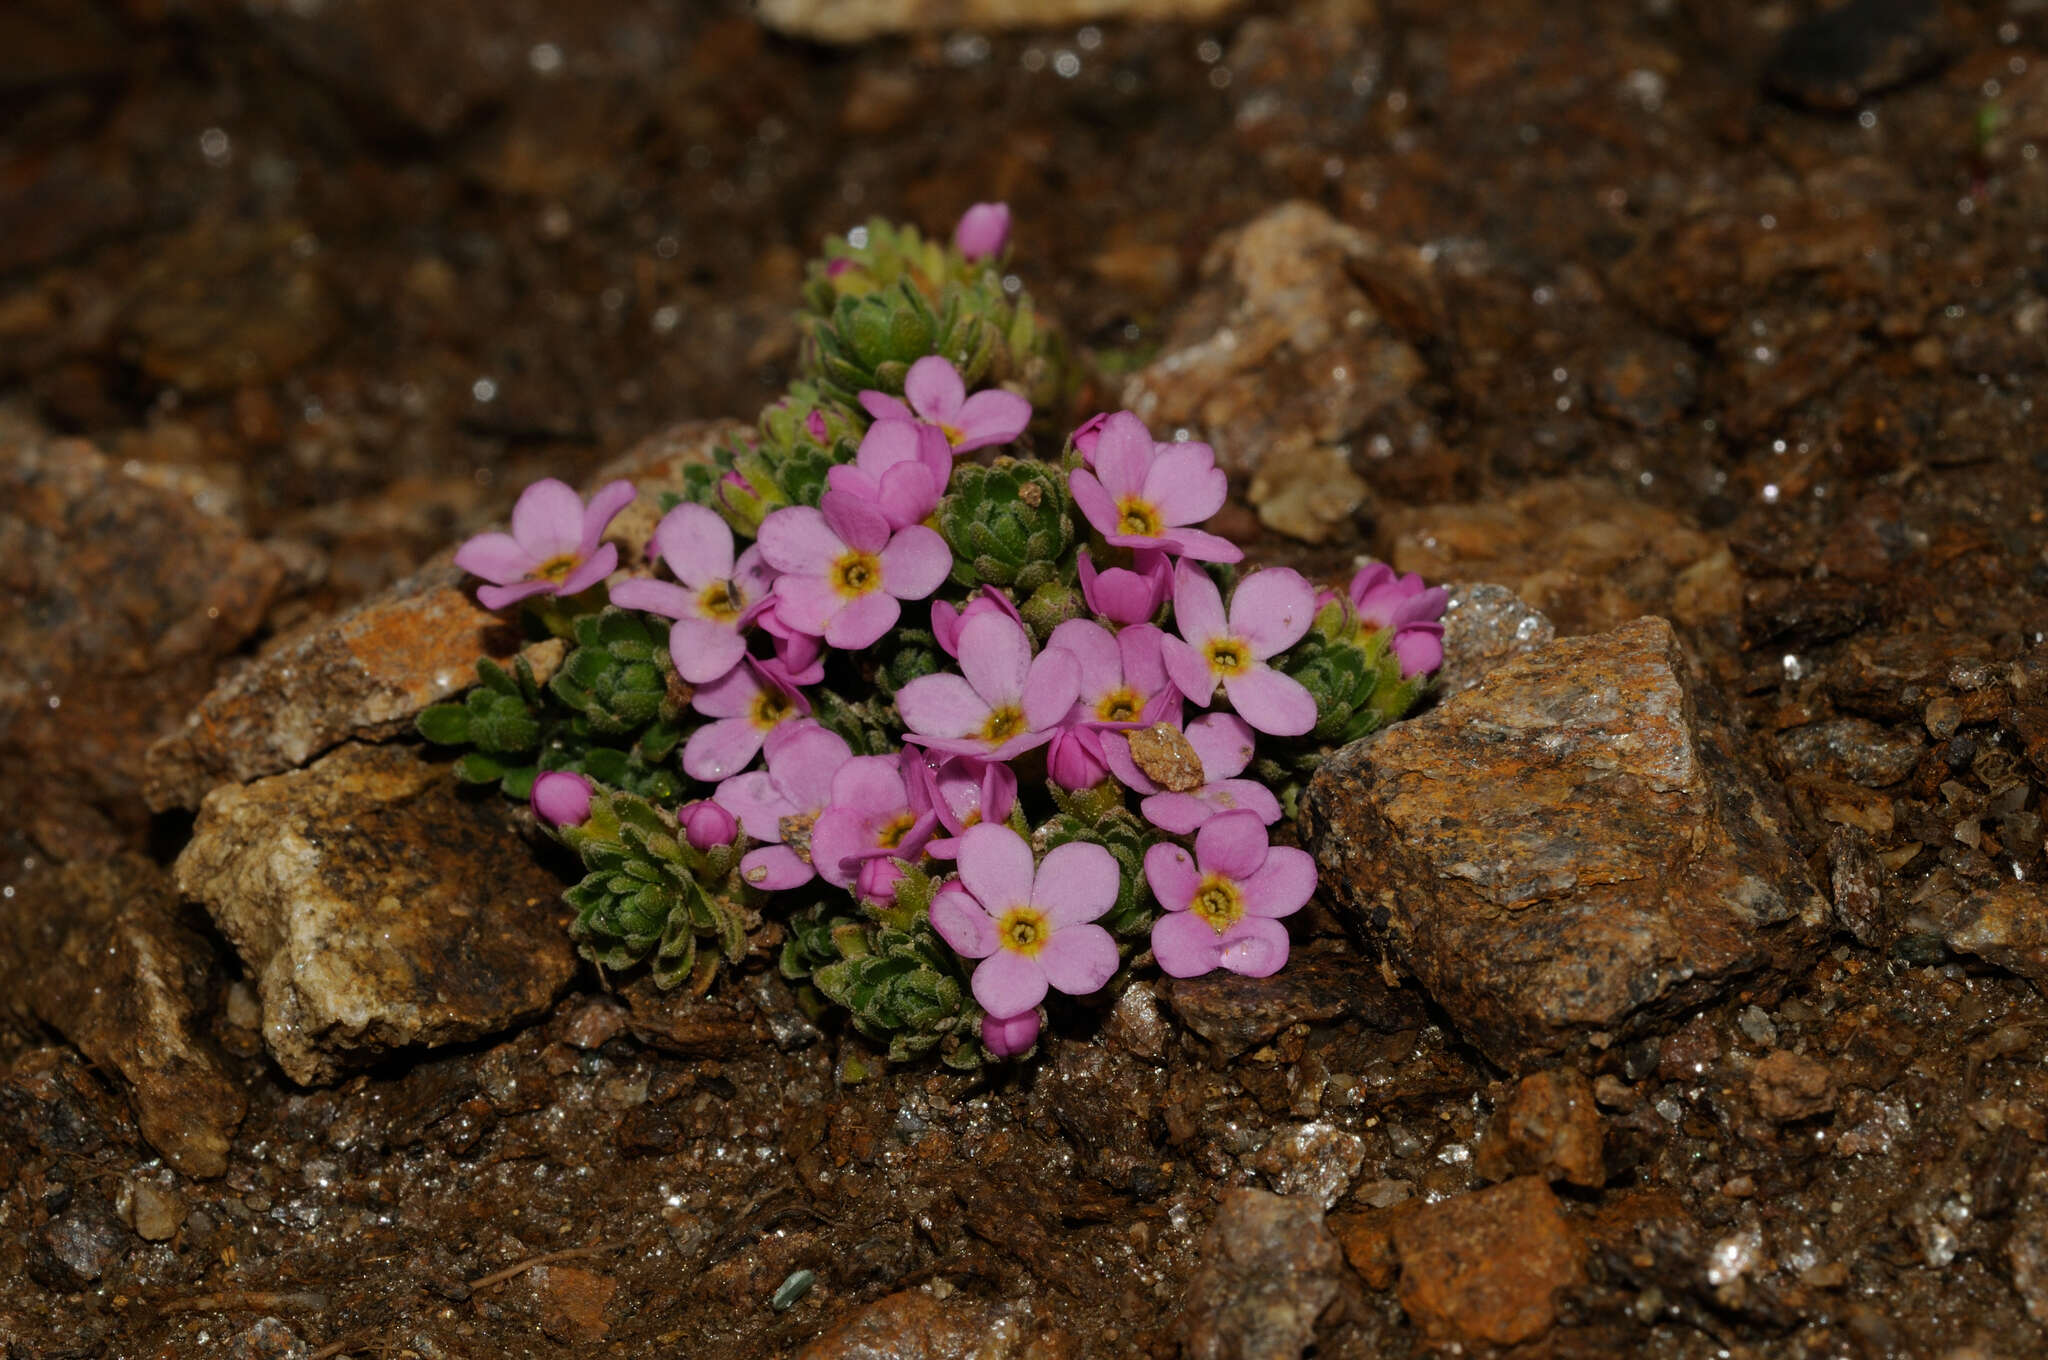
left=1476, top=1069, right=1605, bottom=1187
left=1302, top=616, right=1827, bottom=1070
left=1390, top=1176, right=1584, bottom=1347
left=1750, top=1050, right=1837, bottom=1123
left=793, top=1289, right=1077, bottom=1360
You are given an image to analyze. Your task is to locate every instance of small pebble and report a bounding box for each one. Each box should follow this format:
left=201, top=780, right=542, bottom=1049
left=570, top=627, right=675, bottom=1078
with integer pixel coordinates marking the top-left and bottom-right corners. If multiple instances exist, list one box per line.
left=1925, top=696, right=1961, bottom=740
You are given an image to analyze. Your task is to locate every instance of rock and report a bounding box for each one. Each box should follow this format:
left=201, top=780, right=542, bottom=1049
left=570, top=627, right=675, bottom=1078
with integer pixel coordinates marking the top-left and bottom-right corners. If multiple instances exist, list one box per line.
left=2011, top=1171, right=2048, bottom=1324
left=119, top=1179, right=187, bottom=1242
left=1765, top=0, right=1949, bottom=112
left=1476, top=1070, right=1604, bottom=1188
left=1437, top=584, right=1555, bottom=696
left=16, top=854, right=245, bottom=1177
left=1382, top=480, right=1737, bottom=638
left=1102, top=980, right=1170, bottom=1063
left=123, top=217, right=340, bottom=395
left=756, top=0, right=1244, bottom=44
left=0, top=436, right=282, bottom=847
left=1247, top=1122, right=1366, bottom=1210
left=1390, top=1177, right=1584, bottom=1347
left=1826, top=627, right=1995, bottom=723
left=35, top=1194, right=126, bottom=1291
left=1247, top=437, right=1368, bottom=545
left=1828, top=824, right=1895, bottom=949
left=173, top=743, right=577, bottom=1085
left=793, top=1289, right=1075, bottom=1359
left=1123, top=201, right=1428, bottom=478
left=1750, top=1050, right=1836, bottom=1123
left=225, top=1319, right=309, bottom=1360
left=1591, top=332, right=1699, bottom=431
left=1029, top=1045, right=1167, bottom=1193
left=1162, top=941, right=1424, bottom=1061
left=1940, top=882, right=2048, bottom=997
left=1775, top=718, right=1923, bottom=789
left=144, top=419, right=739, bottom=810
left=1178, top=1188, right=1342, bottom=1360
left=1302, top=616, right=1828, bottom=1070
left=530, top=1265, right=617, bottom=1345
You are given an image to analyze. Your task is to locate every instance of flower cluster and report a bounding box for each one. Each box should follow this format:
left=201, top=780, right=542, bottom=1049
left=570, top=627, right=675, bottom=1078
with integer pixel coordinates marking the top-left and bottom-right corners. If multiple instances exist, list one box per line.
left=428, top=204, right=1447, bottom=1069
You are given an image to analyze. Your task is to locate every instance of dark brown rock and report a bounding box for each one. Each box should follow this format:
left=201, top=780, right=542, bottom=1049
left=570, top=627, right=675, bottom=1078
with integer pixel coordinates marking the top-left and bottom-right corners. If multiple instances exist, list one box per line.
left=1, top=436, right=282, bottom=847
left=1178, top=1188, right=1342, bottom=1360
left=1776, top=718, right=1924, bottom=788
left=173, top=743, right=576, bottom=1085
left=16, top=854, right=245, bottom=1177
left=1939, top=882, right=2048, bottom=997
left=1390, top=1176, right=1584, bottom=1347
left=1476, top=1070, right=1605, bottom=1188
left=1163, top=941, right=1423, bottom=1061
left=1302, top=616, right=1827, bottom=1070
left=1765, top=0, right=1949, bottom=112
left=530, top=1265, right=617, bottom=1345
left=1750, top=1050, right=1837, bottom=1123
left=793, top=1290, right=1075, bottom=1359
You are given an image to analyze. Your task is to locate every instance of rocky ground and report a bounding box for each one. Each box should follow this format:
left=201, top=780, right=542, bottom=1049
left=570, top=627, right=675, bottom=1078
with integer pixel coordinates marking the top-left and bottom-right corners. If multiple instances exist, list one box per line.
left=6, top=0, right=2048, bottom=1355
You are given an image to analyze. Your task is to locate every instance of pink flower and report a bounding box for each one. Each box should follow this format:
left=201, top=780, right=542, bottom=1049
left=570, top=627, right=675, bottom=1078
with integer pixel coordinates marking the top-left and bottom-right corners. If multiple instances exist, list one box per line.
left=825, top=419, right=953, bottom=531
left=1348, top=564, right=1450, bottom=679
left=810, top=756, right=941, bottom=903
left=859, top=355, right=1030, bottom=453
left=1078, top=547, right=1171, bottom=625
left=609, top=504, right=774, bottom=684
left=1104, top=713, right=1282, bottom=834
left=1161, top=562, right=1317, bottom=737
left=713, top=722, right=853, bottom=890
left=678, top=799, right=737, bottom=850
left=904, top=751, right=1018, bottom=858
left=455, top=478, right=637, bottom=610
left=953, top=202, right=1011, bottom=260
left=754, top=609, right=828, bottom=686
left=1146, top=810, right=1314, bottom=979
left=895, top=612, right=1079, bottom=761
left=804, top=409, right=829, bottom=443
left=929, top=824, right=1121, bottom=1018
left=682, top=656, right=811, bottom=781
left=1067, top=413, right=1239, bottom=563
left=530, top=771, right=593, bottom=827
left=931, top=588, right=1023, bottom=659
left=757, top=492, right=951, bottom=649
left=1047, top=619, right=1178, bottom=728
left=1069, top=412, right=1111, bottom=465
left=982, top=1008, right=1040, bottom=1056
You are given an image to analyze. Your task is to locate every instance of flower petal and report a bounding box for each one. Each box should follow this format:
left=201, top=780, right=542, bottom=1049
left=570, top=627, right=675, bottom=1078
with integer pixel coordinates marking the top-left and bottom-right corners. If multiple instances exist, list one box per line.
left=1171, top=559, right=1227, bottom=645
left=1037, top=923, right=1119, bottom=998
left=958, top=823, right=1036, bottom=913
left=556, top=542, right=619, bottom=596
left=1229, top=568, right=1315, bottom=657
left=1241, top=845, right=1316, bottom=918
left=767, top=724, right=853, bottom=810
left=1022, top=646, right=1081, bottom=732
left=667, top=616, right=746, bottom=685
left=971, top=949, right=1047, bottom=1017
left=684, top=717, right=767, bottom=782
left=1067, top=468, right=1120, bottom=540
left=949, top=389, right=1032, bottom=451
left=1221, top=666, right=1318, bottom=737
left=824, top=591, right=899, bottom=649
left=1091, top=412, right=1155, bottom=501
left=859, top=391, right=915, bottom=423
left=509, top=478, right=585, bottom=558
left=1102, top=732, right=1159, bottom=795
left=1185, top=712, right=1257, bottom=779
left=609, top=577, right=695, bottom=619
left=1030, top=841, right=1120, bottom=927
left=808, top=808, right=865, bottom=888
left=1161, top=635, right=1217, bottom=708
left=879, top=524, right=951, bottom=599
left=649, top=502, right=733, bottom=586
left=930, top=887, right=999, bottom=959
left=1047, top=619, right=1121, bottom=704
left=756, top=506, right=841, bottom=575
left=477, top=579, right=559, bottom=610
left=714, top=770, right=794, bottom=842
left=740, top=844, right=813, bottom=891
left=1143, top=447, right=1226, bottom=527
left=1137, top=793, right=1212, bottom=836
left=958, top=613, right=1031, bottom=707
left=578, top=480, right=638, bottom=557
left=855, top=418, right=925, bottom=476
left=1149, top=526, right=1243, bottom=563
left=1217, top=916, right=1291, bottom=977
left=771, top=572, right=845, bottom=637
left=1195, top=808, right=1269, bottom=880
left=1192, top=778, right=1283, bottom=826
left=820, top=489, right=891, bottom=555
left=453, top=531, right=535, bottom=585
left=904, top=355, right=965, bottom=424
left=1144, top=840, right=1201, bottom=913
left=1391, top=623, right=1445, bottom=679
left=896, top=673, right=990, bottom=739
left=830, top=754, right=909, bottom=814
left=1151, top=911, right=1223, bottom=978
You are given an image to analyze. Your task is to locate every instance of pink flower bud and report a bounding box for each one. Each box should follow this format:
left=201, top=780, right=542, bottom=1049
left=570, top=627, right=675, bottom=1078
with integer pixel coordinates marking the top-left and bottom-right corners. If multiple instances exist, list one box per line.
left=1046, top=728, right=1109, bottom=791
left=930, top=588, right=1024, bottom=658
left=531, top=771, right=593, bottom=828
left=1077, top=548, right=1171, bottom=626
left=982, top=1008, right=1040, bottom=1057
left=804, top=410, right=828, bottom=443
left=825, top=256, right=853, bottom=278
left=678, top=799, right=737, bottom=850
left=1070, top=411, right=1110, bottom=465
left=953, top=202, right=1011, bottom=261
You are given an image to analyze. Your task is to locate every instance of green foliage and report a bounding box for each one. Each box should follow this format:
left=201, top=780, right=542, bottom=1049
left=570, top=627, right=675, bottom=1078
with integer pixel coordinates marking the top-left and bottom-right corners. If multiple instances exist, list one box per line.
left=417, top=656, right=543, bottom=753
left=559, top=788, right=757, bottom=990
left=1276, top=596, right=1433, bottom=748
left=780, top=891, right=979, bottom=1068
left=935, top=457, right=1074, bottom=595
left=703, top=381, right=866, bottom=535
left=551, top=608, right=685, bottom=745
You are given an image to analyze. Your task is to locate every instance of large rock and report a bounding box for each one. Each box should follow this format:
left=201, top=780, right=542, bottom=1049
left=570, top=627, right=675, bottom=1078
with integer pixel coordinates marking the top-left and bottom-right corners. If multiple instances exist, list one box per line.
left=1177, top=1188, right=1342, bottom=1360
left=173, top=743, right=576, bottom=1085
left=12, top=855, right=245, bottom=1177
left=1389, top=1177, right=1584, bottom=1346
left=0, top=436, right=281, bottom=848
left=144, top=418, right=739, bottom=810
left=1301, top=616, right=1827, bottom=1070
left=757, top=0, right=1244, bottom=44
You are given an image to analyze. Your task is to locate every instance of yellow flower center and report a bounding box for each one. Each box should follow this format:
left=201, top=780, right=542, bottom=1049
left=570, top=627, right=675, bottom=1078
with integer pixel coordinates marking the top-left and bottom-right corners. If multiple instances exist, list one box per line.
left=1190, top=876, right=1245, bottom=934
left=939, top=422, right=967, bottom=447
left=532, top=551, right=581, bottom=583
left=979, top=705, right=1025, bottom=746
left=997, top=905, right=1050, bottom=956
left=749, top=688, right=794, bottom=731
left=831, top=550, right=883, bottom=598
left=1116, top=497, right=1161, bottom=538
left=875, top=811, right=917, bottom=850
left=1204, top=637, right=1250, bottom=677
left=1094, top=687, right=1143, bottom=723
left=699, top=580, right=743, bottom=621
